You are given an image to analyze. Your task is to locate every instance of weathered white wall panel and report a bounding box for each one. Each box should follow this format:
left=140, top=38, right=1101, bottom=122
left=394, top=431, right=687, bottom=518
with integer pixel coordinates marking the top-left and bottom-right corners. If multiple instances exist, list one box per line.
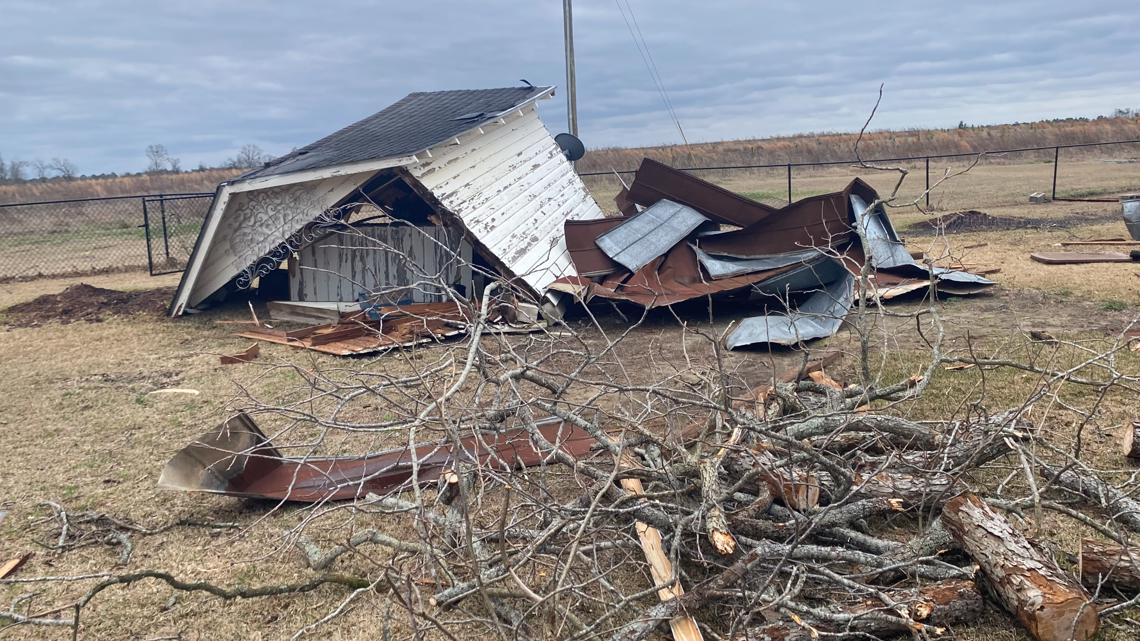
left=410, top=109, right=603, bottom=295
left=187, top=172, right=370, bottom=306
left=290, top=224, right=473, bottom=304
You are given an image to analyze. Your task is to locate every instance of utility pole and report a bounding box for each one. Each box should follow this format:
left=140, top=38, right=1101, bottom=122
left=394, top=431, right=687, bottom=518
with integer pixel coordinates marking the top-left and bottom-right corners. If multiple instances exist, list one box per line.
left=562, top=0, right=578, bottom=136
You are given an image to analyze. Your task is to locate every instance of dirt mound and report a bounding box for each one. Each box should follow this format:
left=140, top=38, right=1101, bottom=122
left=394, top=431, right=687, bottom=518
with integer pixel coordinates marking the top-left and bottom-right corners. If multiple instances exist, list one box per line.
left=908, top=209, right=1123, bottom=236
left=4, top=283, right=173, bottom=327
left=918, top=210, right=1027, bottom=233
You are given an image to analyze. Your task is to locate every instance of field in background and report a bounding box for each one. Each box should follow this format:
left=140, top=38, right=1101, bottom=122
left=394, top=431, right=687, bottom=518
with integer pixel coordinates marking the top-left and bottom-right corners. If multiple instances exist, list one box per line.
left=578, top=114, right=1140, bottom=172
left=0, top=168, right=239, bottom=205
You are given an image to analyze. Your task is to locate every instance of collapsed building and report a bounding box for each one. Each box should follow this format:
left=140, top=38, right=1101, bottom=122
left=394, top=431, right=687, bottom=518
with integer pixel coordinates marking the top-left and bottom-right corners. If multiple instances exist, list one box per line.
left=169, top=85, right=993, bottom=354
left=168, top=85, right=603, bottom=319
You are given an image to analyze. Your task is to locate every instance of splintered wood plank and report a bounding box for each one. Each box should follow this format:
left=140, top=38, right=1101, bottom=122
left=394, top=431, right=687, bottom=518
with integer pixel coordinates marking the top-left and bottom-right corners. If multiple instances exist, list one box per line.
left=619, top=455, right=704, bottom=641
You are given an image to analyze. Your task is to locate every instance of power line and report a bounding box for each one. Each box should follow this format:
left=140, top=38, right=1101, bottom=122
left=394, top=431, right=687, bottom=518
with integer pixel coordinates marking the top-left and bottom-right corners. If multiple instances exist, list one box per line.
left=614, top=0, right=688, bottom=144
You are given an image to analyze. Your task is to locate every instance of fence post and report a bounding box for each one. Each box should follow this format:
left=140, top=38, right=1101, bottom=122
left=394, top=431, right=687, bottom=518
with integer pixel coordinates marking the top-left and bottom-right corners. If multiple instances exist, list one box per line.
left=159, top=195, right=171, bottom=261
left=1051, top=146, right=1060, bottom=200
left=924, top=157, right=930, bottom=208
left=786, top=163, right=792, bottom=204
left=141, top=197, right=155, bottom=276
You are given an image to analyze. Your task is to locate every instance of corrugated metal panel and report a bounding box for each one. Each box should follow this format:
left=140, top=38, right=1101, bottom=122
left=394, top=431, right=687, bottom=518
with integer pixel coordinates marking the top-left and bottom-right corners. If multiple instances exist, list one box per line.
left=290, top=224, right=473, bottom=303
left=410, top=109, right=604, bottom=295
left=726, top=270, right=855, bottom=349
left=187, top=173, right=369, bottom=306
left=595, top=200, right=708, bottom=273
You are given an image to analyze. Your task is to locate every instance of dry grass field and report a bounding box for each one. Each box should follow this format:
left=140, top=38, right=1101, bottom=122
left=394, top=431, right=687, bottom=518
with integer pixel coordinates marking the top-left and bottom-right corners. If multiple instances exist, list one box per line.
left=1, top=156, right=1140, bottom=640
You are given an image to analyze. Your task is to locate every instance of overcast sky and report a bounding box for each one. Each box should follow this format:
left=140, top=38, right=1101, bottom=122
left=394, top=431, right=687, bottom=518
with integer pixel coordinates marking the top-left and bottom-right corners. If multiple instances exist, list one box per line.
left=3, top=0, right=1139, bottom=174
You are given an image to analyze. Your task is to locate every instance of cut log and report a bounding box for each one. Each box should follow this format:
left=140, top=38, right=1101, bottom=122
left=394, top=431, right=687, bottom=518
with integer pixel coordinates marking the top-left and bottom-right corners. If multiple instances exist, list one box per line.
left=1040, top=462, right=1140, bottom=532
left=1080, top=539, right=1140, bottom=593
left=1121, top=422, right=1140, bottom=461
left=619, top=457, right=704, bottom=641
left=736, top=579, right=986, bottom=641
left=941, top=493, right=1098, bottom=641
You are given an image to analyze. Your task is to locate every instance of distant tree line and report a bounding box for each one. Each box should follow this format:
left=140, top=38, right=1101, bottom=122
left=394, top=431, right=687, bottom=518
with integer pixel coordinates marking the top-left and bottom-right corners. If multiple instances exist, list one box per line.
left=0, top=143, right=273, bottom=185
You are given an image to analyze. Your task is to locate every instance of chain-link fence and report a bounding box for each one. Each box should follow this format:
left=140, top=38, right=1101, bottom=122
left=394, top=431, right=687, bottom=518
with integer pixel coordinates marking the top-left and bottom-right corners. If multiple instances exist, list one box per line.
left=580, top=139, right=1140, bottom=215
left=0, top=192, right=213, bottom=281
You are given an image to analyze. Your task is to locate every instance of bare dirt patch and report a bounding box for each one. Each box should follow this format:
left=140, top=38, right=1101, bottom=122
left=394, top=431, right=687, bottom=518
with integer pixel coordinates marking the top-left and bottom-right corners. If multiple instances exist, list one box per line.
left=3, top=283, right=173, bottom=327
left=906, top=208, right=1122, bottom=235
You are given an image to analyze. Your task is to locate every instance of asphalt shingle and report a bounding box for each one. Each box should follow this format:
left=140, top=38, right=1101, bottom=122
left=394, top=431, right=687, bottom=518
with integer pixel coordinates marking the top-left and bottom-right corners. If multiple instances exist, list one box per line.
left=241, top=86, right=550, bottom=180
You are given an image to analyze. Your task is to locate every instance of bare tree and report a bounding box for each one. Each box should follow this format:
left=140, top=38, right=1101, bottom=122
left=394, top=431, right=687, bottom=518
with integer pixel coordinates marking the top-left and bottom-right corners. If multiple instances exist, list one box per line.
left=31, top=159, right=50, bottom=180
left=47, top=157, right=78, bottom=180
left=7, top=159, right=28, bottom=181
left=145, top=144, right=170, bottom=173
left=227, top=143, right=269, bottom=168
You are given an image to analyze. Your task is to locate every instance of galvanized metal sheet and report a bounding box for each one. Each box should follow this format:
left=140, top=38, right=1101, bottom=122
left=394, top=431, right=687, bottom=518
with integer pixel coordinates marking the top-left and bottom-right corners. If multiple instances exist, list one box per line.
left=692, top=245, right=824, bottom=280
left=850, top=194, right=993, bottom=286
left=849, top=194, right=914, bottom=270
left=595, top=199, right=709, bottom=273
left=726, top=270, right=855, bottom=349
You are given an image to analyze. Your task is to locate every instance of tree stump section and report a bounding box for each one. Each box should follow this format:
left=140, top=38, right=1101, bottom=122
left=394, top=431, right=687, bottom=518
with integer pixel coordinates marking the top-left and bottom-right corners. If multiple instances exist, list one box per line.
left=942, top=494, right=1098, bottom=641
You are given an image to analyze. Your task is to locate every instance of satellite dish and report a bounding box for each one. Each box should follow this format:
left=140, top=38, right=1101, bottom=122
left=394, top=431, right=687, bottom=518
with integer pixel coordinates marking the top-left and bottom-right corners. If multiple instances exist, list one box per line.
left=555, top=133, right=586, bottom=161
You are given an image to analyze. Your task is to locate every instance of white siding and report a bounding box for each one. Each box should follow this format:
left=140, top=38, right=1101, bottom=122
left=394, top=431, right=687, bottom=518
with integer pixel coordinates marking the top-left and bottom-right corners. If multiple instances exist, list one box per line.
left=290, top=224, right=473, bottom=303
left=410, top=109, right=604, bottom=295
left=187, top=173, right=370, bottom=306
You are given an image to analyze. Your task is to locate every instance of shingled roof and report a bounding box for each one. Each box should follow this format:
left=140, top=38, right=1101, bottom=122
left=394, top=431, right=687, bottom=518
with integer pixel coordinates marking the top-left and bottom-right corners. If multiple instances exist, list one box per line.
left=241, top=86, right=552, bottom=180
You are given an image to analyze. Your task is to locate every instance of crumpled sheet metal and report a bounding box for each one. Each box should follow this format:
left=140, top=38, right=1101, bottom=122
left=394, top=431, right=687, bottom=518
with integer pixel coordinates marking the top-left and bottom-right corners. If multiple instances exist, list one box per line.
left=595, top=199, right=709, bottom=273
left=158, top=413, right=597, bottom=502
left=564, top=217, right=628, bottom=276
left=850, top=194, right=995, bottom=290
left=620, top=158, right=778, bottom=226
left=693, top=245, right=825, bottom=280
left=726, top=268, right=855, bottom=349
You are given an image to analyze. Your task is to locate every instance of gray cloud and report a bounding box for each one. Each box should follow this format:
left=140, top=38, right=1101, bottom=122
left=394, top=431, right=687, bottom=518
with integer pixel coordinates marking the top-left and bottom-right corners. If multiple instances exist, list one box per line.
left=1, top=0, right=1138, bottom=174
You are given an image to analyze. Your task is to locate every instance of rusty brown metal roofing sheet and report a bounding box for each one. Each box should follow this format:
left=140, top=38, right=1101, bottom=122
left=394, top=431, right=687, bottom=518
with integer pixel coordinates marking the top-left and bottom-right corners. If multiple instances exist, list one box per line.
left=158, top=413, right=597, bottom=502
left=565, top=217, right=628, bottom=276
left=1030, top=251, right=1135, bottom=264
left=623, top=158, right=778, bottom=227
left=694, top=179, right=876, bottom=259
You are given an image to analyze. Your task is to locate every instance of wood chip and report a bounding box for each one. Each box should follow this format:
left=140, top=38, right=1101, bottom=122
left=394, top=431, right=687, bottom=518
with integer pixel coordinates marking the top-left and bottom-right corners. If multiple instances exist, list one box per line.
left=0, top=552, right=32, bottom=580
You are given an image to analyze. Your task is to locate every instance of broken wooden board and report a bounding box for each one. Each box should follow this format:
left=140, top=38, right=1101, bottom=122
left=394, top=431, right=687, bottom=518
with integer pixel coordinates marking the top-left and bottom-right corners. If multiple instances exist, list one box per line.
left=0, top=552, right=32, bottom=580
left=266, top=300, right=349, bottom=325
left=219, top=343, right=259, bottom=365
left=1030, top=251, right=1135, bottom=265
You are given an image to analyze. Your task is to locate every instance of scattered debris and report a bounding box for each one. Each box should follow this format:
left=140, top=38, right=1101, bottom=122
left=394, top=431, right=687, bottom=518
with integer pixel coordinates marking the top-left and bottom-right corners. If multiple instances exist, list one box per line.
left=240, top=301, right=471, bottom=356
left=147, top=388, right=200, bottom=396
left=219, top=343, right=259, bottom=365
left=158, top=413, right=596, bottom=501
left=4, top=284, right=173, bottom=327
left=1030, top=251, right=1140, bottom=264
left=556, top=159, right=993, bottom=348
